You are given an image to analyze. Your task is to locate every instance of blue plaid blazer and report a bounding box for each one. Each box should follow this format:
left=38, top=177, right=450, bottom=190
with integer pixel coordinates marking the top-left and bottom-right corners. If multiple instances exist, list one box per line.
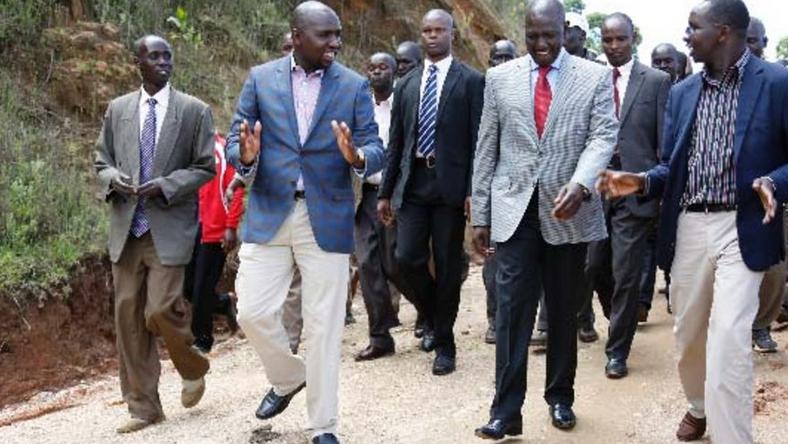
left=226, top=57, right=384, bottom=254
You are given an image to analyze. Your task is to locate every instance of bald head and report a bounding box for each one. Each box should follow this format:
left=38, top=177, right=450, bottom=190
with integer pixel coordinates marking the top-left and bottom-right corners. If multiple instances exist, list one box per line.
left=395, top=41, right=421, bottom=77
left=651, top=43, right=679, bottom=82
left=291, top=1, right=339, bottom=29
left=133, top=35, right=172, bottom=94
left=489, top=39, right=517, bottom=67
left=526, top=0, right=566, bottom=26
left=421, top=9, right=454, bottom=62
left=746, top=17, right=768, bottom=58
left=290, top=1, right=341, bottom=72
left=133, top=35, right=170, bottom=57
left=525, top=0, right=565, bottom=67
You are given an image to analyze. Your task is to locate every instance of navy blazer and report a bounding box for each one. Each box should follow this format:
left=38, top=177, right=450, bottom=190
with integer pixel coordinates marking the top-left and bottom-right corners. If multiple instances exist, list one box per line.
left=646, top=55, right=788, bottom=272
left=226, top=57, right=384, bottom=254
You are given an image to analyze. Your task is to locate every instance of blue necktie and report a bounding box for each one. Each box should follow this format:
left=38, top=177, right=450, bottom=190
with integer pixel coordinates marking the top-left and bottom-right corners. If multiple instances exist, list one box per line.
left=417, top=64, right=438, bottom=158
left=130, top=97, right=157, bottom=237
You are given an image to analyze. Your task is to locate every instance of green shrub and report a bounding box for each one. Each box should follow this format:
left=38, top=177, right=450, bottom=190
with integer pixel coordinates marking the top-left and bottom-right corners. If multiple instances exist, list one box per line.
left=0, top=71, right=106, bottom=298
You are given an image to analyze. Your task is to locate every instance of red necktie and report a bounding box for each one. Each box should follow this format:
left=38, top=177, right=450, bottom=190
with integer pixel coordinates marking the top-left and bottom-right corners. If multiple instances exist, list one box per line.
left=613, top=67, right=621, bottom=119
left=534, top=65, right=552, bottom=138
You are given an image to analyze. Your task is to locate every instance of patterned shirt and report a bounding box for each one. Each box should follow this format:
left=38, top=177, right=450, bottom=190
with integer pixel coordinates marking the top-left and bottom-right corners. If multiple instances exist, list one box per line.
left=681, top=49, right=751, bottom=207
left=291, top=55, right=324, bottom=190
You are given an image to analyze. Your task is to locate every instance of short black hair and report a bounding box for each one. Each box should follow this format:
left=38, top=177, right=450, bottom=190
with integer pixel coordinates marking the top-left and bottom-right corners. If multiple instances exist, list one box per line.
left=705, top=0, right=749, bottom=34
left=604, top=12, right=634, bottom=34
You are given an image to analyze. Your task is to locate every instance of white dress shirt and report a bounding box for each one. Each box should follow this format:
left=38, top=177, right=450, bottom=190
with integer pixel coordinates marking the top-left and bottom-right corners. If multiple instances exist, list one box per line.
left=366, top=94, right=392, bottom=185
left=138, top=83, right=170, bottom=145
left=609, top=57, right=634, bottom=112
left=528, top=49, right=566, bottom=95
left=416, top=55, right=453, bottom=158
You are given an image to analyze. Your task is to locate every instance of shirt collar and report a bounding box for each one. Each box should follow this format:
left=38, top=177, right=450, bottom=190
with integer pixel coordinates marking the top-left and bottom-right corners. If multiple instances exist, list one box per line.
left=140, top=83, right=170, bottom=106
left=290, top=53, right=325, bottom=78
left=701, top=48, right=751, bottom=87
left=609, top=57, right=634, bottom=76
left=424, top=55, right=454, bottom=74
left=529, top=48, right=566, bottom=73
left=375, top=94, right=392, bottom=108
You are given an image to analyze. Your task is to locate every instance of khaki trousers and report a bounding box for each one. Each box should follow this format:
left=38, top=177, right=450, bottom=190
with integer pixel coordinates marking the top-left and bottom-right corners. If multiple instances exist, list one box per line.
left=236, top=200, right=348, bottom=437
left=671, top=212, right=763, bottom=444
left=754, top=261, right=786, bottom=329
left=282, top=269, right=303, bottom=353
left=112, top=233, right=209, bottom=421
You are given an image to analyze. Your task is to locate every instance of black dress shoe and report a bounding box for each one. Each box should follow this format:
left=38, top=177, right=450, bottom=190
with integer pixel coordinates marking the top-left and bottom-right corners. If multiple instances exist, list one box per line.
left=312, top=433, right=339, bottom=444
left=255, top=382, right=306, bottom=420
left=578, top=326, right=599, bottom=343
left=354, top=344, right=394, bottom=361
left=474, top=418, right=523, bottom=440
left=420, top=331, right=436, bottom=352
left=605, top=358, right=628, bottom=379
left=432, top=354, right=456, bottom=376
left=549, top=403, right=576, bottom=430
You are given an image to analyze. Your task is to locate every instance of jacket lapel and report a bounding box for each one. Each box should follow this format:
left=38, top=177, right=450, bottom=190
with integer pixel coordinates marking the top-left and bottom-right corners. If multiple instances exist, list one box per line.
left=733, top=58, right=764, bottom=164
left=619, top=62, right=646, bottom=125
left=152, top=88, right=181, bottom=177
left=305, top=63, right=340, bottom=144
left=675, top=75, right=703, bottom=162
left=542, top=55, right=578, bottom=140
left=517, top=57, right=538, bottom=142
left=276, top=57, right=301, bottom=147
left=437, top=60, right=461, bottom=123
left=119, top=91, right=141, bottom=183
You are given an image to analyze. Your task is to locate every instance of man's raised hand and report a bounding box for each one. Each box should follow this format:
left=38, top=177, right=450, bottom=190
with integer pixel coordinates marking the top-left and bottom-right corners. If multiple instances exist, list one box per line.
left=239, top=119, right=262, bottom=166
left=331, top=120, right=364, bottom=168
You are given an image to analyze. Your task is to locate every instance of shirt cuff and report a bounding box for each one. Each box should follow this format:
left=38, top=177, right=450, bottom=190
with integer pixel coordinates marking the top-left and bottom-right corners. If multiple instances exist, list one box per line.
left=639, top=172, right=650, bottom=196
left=238, top=159, right=258, bottom=179
left=353, top=165, right=366, bottom=178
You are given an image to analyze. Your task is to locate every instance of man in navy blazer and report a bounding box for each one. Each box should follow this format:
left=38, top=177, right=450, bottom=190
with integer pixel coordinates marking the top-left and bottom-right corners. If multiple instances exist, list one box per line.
left=225, top=3, right=383, bottom=443
left=598, top=1, right=788, bottom=442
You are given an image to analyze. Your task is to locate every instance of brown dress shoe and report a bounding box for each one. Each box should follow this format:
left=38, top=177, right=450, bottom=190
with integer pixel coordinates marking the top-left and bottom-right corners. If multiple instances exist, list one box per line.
left=676, top=411, right=706, bottom=441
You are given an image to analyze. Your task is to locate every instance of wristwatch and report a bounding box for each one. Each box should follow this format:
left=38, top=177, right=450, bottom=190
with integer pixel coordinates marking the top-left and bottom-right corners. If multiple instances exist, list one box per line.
left=579, top=184, right=592, bottom=201
left=354, top=149, right=366, bottom=168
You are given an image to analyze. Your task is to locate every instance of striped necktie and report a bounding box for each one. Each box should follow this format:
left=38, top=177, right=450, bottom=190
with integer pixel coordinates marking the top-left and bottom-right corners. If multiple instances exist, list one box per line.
left=130, top=97, right=157, bottom=237
left=417, top=64, right=439, bottom=158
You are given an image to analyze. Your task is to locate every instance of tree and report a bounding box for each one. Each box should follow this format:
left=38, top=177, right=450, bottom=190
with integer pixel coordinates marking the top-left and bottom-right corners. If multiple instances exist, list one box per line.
left=564, top=0, right=585, bottom=14
left=778, top=36, right=788, bottom=60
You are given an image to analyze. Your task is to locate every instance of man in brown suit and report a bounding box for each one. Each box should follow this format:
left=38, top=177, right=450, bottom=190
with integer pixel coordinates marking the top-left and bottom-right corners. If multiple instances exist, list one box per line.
left=94, top=35, right=215, bottom=433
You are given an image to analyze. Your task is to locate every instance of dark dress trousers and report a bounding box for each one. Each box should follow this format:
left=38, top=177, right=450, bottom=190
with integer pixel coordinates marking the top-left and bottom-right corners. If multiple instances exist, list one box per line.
left=379, top=58, right=484, bottom=358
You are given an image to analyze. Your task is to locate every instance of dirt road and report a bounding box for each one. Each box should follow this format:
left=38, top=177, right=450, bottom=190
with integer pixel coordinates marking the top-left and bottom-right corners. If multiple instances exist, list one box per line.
left=2, top=266, right=787, bottom=443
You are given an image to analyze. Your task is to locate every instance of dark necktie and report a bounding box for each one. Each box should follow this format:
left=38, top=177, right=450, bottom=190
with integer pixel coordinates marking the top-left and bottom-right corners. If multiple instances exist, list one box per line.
left=534, top=65, right=552, bottom=139
left=130, top=97, right=157, bottom=237
left=613, top=67, right=621, bottom=119
left=417, top=64, right=438, bottom=158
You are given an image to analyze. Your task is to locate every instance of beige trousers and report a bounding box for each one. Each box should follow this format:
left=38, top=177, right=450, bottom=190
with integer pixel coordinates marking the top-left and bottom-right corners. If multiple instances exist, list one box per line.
left=112, top=233, right=209, bottom=421
left=236, top=200, right=349, bottom=437
left=282, top=269, right=303, bottom=353
left=670, top=212, right=763, bottom=444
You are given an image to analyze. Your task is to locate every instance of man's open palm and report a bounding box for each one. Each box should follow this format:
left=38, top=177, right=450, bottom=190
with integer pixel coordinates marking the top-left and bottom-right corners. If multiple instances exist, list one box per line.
left=239, top=119, right=262, bottom=166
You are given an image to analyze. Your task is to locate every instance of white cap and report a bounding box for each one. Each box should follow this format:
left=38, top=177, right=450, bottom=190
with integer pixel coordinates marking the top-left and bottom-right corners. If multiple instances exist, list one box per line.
left=565, top=12, right=590, bottom=35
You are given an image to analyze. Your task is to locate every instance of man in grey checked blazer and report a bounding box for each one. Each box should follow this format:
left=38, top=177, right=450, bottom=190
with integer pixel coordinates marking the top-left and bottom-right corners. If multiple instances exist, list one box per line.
left=472, top=0, right=618, bottom=438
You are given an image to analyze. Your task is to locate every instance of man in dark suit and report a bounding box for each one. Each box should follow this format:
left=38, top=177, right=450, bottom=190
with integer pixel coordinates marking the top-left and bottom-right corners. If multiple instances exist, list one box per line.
left=226, top=3, right=384, bottom=443
left=94, top=35, right=215, bottom=433
left=472, top=0, right=618, bottom=437
left=598, top=1, right=788, bottom=441
left=585, top=13, right=670, bottom=379
left=354, top=52, right=416, bottom=361
left=395, top=41, right=422, bottom=80
left=378, top=9, right=484, bottom=376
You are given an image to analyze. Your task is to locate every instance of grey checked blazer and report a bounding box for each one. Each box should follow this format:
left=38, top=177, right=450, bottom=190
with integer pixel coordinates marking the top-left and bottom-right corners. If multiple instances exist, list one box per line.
left=471, top=53, right=618, bottom=245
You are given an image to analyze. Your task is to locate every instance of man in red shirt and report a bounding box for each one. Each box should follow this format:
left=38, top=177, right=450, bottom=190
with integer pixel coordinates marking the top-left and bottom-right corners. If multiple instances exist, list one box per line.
left=185, top=133, right=245, bottom=353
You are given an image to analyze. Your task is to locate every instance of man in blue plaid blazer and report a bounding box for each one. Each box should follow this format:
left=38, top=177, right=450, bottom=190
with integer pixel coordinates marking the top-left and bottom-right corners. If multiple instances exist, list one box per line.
left=225, top=3, right=383, bottom=443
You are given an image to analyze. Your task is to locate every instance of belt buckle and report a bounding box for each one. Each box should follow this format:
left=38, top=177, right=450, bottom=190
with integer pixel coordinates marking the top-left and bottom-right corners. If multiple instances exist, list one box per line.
left=425, top=154, right=436, bottom=169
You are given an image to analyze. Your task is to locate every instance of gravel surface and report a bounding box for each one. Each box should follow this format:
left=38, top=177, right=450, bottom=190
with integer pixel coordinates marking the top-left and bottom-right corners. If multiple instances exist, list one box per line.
left=2, top=266, right=787, bottom=443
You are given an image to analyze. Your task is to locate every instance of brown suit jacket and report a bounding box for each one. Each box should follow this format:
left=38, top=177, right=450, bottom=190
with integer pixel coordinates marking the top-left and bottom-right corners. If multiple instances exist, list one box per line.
left=95, top=88, right=215, bottom=265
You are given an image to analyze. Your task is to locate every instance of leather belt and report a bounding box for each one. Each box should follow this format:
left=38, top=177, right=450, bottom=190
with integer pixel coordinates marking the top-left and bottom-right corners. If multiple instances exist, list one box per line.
left=362, top=183, right=379, bottom=192
left=685, top=203, right=736, bottom=213
left=294, top=190, right=306, bottom=200
left=414, top=155, right=436, bottom=169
